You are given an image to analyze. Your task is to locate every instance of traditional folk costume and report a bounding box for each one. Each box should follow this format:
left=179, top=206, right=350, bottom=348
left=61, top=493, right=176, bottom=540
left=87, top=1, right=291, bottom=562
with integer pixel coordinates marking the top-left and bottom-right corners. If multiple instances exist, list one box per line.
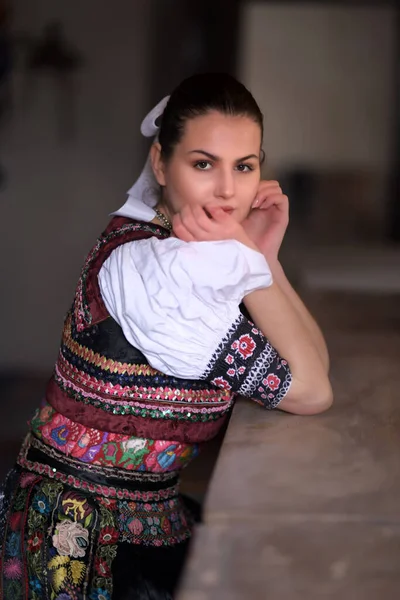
left=0, top=98, right=292, bottom=600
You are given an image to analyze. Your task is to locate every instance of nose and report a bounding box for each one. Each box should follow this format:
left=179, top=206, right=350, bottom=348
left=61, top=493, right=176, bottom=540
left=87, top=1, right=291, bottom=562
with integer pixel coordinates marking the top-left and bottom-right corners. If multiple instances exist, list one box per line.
left=214, top=167, right=235, bottom=200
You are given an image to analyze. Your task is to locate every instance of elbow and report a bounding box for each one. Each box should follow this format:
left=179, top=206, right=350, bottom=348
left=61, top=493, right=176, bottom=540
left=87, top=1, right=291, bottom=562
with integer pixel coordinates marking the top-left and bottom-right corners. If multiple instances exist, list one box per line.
left=279, top=377, right=333, bottom=416
left=297, top=381, right=333, bottom=415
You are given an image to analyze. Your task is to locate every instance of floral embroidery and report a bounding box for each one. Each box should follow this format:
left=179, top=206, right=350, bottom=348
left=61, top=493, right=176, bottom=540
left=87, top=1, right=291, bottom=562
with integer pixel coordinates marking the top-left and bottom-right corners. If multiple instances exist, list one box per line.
left=210, top=377, right=232, bottom=391
left=97, top=498, right=117, bottom=510
left=29, top=576, right=42, bottom=593
left=98, top=527, right=119, bottom=545
left=19, top=472, right=38, bottom=488
left=52, top=520, right=89, bottom=558
left=31, top=404, right=201, bottom=473
left=1, top=473, right=37, bottom=598
left=90, top=589, right=111, bottom=600
left=27, top=531, right=44, bottom=552
left=1, top=463, right=194, bottom=599
left=94, top=556, right=111, bottom=578
left=8, top=511, right=23, bottom=532
left=264, top=374, right=281, bottom=391
left=117, top=497, right=192, bottom=546
left=62, top=491, right=93, bottom=521
left=3, top=557, right=23, bottom=579
left=48, top=554, right=87, bottom=593
left=202, top=314, right=292, bottom=409
left=2, top=215, right=215, bottom=599
left=231, top=334, right=256, bottom=359
left=225, top=354, right=234, bottom=365
left=5, top=533, right=20, bottom=557
left=32, top=492, right=51, bottom=515
left=91, top=503, right=117, bottom=597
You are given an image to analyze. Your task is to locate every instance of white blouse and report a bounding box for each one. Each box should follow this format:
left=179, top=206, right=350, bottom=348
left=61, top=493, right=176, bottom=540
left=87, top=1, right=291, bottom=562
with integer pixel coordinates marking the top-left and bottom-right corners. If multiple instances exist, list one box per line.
left=98, top=237, right=272, bottom=378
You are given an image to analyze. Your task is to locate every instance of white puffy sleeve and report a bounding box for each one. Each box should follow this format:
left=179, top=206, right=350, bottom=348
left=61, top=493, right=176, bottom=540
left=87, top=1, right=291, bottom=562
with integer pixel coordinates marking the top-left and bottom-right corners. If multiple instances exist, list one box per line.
left=98, top=237, right=292, bottom=409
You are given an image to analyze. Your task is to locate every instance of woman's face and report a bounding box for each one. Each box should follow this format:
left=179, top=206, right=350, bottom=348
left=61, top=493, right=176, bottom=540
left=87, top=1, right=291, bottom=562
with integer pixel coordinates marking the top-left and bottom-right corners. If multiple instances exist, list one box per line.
left=152, top=111, right=262, bottom=224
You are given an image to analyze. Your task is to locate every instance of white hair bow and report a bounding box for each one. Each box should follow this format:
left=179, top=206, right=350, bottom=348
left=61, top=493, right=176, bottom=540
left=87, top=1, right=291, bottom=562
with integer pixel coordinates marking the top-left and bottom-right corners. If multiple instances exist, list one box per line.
left=112, top=96, right=170, bottom=220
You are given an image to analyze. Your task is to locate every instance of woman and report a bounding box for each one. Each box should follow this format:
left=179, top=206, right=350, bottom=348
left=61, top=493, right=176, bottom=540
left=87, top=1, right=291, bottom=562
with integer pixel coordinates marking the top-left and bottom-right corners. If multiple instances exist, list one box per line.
left=0, top=73, right=332, bottom=599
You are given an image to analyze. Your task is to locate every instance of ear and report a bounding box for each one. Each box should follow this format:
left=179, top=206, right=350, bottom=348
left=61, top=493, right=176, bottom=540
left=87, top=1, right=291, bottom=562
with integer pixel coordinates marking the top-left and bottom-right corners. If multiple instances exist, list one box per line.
left=150, top=142, right=166, bottom=186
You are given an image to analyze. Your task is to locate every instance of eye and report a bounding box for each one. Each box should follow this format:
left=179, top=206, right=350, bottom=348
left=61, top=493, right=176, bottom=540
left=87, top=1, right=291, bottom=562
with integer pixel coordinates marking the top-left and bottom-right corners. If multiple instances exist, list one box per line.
left=194, top=160, right=212, bottom=170
left=235, top=164, right=254, bottom=173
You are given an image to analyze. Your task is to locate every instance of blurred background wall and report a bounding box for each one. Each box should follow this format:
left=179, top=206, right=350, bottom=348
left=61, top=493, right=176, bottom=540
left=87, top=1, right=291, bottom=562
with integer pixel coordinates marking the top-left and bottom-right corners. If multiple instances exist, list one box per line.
left=238, top=2, right=400, bottom=290
left=1, top=0, right=157, bottom=372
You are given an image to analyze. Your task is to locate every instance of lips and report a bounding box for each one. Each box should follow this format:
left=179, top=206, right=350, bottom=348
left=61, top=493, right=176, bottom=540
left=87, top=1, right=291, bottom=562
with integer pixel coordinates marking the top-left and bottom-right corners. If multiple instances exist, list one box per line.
left=221, top=207, right=234, bottom=213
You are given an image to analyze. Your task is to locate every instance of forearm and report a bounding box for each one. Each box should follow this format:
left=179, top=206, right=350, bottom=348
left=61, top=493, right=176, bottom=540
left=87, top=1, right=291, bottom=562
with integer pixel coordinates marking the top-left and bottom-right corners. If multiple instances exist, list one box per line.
left=269, top=259, right=330, bottom=372
left=243, top=283, right=332, bottom=415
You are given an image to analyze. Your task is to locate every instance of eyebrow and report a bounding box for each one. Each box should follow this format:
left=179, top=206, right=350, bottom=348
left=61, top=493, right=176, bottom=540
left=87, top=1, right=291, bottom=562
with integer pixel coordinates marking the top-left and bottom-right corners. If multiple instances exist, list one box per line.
left=188, top=150, right=259, bottom=162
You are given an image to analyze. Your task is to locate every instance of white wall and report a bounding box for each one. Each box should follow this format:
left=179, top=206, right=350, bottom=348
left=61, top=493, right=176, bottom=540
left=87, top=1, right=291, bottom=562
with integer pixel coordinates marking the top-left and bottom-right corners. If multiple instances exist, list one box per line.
left=1, top=0, right=155, bottom=370
left=239, top=3, right=396, bottom=171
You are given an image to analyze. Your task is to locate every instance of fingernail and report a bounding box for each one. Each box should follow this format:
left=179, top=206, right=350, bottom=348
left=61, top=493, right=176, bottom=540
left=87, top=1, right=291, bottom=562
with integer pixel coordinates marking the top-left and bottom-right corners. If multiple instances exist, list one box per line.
left=251, top=199, right=259, bottom=208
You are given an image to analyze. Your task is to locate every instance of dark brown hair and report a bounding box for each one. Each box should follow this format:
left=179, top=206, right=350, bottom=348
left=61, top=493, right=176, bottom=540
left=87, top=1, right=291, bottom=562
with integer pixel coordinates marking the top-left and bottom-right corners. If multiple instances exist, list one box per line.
left=158, top=73, right=264, bottom=160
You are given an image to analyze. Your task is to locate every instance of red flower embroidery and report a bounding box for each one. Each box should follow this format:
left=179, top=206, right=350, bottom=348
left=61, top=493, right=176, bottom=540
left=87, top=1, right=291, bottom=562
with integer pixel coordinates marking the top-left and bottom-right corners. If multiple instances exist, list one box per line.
left=233, top=335, right=256, bottom=359
left=95, top=557, right=111, bottom=577
left=227, top=368, right=235, bottom=377
left=28, top=531, right=44, bottom=551
left=9, top=511, right=23, bottom=532
left=211, top=377, right=232, bottom=391
left=99, top=526, right=119, bottom=545
left=225, top=354, right=234, bottom=365
left=266, top=374, right=280, bottom=391
left=97, top=498, right=118, bottom=510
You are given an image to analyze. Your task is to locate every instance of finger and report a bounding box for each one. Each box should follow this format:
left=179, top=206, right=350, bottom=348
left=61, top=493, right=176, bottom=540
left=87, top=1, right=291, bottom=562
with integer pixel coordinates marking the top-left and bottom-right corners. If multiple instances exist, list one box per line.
left=172, top=213, right=196, bottom=242
left=252, top=184, right=282, bottom=208
left=256, top=193, right=287, bottom=210
left=258, top=179, right=280, bottom=187
left=257, top=180, right=281, bottom=191
left=191, top=204, right=214, bottom=232
left=259, top=194, right=289, bottom=210
left=178, top=205, right=204, bottom=239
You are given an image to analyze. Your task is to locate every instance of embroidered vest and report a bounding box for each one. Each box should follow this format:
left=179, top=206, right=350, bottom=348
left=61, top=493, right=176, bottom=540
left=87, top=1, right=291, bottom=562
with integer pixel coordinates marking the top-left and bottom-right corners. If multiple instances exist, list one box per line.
left=35, top=217, right=233, bottom=464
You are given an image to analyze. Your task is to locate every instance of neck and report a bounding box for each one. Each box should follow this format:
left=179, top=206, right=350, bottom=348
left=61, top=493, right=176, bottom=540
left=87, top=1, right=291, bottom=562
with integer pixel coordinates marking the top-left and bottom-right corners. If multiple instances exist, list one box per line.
left=154, top=204, right=173, bottom=231
left=155, top=202, right=173, bottom=223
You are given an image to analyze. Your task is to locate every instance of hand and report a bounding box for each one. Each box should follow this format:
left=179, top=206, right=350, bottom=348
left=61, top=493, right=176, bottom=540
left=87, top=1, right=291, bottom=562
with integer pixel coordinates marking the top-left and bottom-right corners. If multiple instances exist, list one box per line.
left=173, top=204, right=258, bottom=250
left=242, top=180, right=289, bottom=261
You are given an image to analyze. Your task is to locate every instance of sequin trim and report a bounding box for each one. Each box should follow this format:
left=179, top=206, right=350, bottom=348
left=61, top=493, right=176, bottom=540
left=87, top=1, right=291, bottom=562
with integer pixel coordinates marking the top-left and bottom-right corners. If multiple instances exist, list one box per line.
left=56, top=350, right=230, bottom=405
left=53, top=366, right=233, bottom=421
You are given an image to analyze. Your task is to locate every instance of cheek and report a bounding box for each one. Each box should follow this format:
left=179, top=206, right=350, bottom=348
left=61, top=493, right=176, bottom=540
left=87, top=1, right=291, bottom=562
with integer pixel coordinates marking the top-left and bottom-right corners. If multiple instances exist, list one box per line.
left=238, top=177, right=259, bottom=204
left=167, top=167, right=210, bottom=206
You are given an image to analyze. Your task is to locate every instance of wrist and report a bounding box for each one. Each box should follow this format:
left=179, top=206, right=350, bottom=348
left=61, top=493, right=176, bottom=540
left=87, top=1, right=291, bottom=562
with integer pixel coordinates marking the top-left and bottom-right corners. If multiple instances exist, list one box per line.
left=236, top=231, right=260, bottom=253
left=263, top=253, right=280, bottom=269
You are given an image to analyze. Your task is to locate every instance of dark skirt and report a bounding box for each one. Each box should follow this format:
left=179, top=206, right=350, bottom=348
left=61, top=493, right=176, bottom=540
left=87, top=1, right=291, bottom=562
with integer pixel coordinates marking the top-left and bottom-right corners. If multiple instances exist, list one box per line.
left=0, top=436, right=201, bottom=600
